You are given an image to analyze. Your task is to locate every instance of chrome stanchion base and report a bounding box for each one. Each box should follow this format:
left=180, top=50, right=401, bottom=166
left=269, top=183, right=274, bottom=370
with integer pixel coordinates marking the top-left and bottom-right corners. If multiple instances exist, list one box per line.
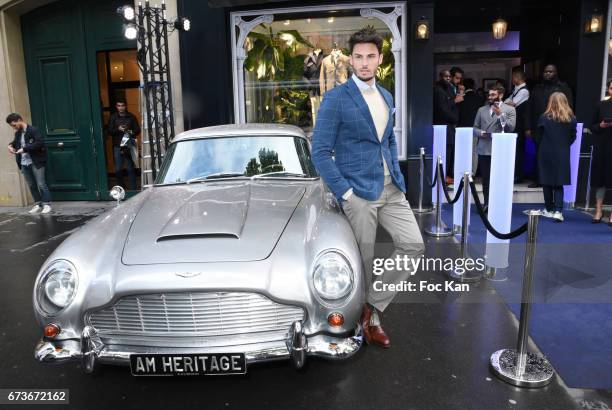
left=425, top=222, right=453, bottom=237
left=573, top=205, right=595, bottom=211
left=490, top=349, right=554, bottom=388
left=447, top=264, right=484, bottom=283
left=484, top=266, right=508, bottom=282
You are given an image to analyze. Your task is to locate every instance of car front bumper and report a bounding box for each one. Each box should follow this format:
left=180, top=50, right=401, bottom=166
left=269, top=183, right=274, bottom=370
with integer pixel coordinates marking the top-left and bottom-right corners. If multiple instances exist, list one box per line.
left=34, top=321, right=363, bottom=373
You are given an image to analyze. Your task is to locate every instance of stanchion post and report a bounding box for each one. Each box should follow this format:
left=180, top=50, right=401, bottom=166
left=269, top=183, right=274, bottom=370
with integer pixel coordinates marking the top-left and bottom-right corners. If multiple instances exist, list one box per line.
left=448, top=173, right=483, bottom=282
left=413, top=147, right=433, bottom=214
left=490, top=210, right=554, bottom=387
left=575, top=145, right=594, bottom=211
left=425, top=156, right=453, bottom=237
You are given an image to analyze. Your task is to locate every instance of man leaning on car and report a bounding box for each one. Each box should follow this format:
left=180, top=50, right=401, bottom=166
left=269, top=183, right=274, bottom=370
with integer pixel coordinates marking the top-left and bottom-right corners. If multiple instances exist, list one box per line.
left=312, top=27, right=425, bottom=348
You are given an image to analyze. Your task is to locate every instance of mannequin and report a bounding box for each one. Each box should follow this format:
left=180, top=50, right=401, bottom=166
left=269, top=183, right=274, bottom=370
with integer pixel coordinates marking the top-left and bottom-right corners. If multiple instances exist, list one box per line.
left=303, top=45, right=326, bottom=125
left=319, top=42, right=350, bottom=96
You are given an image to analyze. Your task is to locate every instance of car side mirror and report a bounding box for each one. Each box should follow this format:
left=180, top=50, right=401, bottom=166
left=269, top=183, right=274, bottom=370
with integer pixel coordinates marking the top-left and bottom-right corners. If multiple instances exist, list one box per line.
left=109, top=186, right=125, bottom=205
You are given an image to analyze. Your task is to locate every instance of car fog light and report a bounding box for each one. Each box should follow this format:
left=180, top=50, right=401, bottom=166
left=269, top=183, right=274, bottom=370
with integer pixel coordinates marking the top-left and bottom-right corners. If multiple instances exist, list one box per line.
left=44, top=324, right=60, bottom=338
left=328, top=313, right=344, bottom=327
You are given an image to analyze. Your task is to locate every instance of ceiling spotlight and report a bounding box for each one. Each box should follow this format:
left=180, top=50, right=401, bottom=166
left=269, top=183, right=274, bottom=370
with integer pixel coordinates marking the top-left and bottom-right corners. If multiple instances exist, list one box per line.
left=123, top=23, right=138, bottom=40
left=117, top=5, right=135, bottom=21
left=174, top=17, right=191, bottom=32
left=307, top=18, right=311, bottom=23
left=328, top=17, right=334, bottom=23
left=284, top=20, right=290, bottom=26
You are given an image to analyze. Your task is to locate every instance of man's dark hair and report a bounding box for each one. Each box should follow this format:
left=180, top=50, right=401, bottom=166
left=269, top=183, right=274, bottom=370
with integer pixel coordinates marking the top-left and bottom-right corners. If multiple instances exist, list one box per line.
left=450, top=66, right=464, bottom=77
left=348, top=26, right=383, bottom=54
left=115, top=98, right=127, bottom=105
left=5, top=113, right=22, bottom=124
left=489, top=84, right=505, bottom=97
left=463, top=78, right=475, bottom=89
left=512, top=70, right=527, bottom=81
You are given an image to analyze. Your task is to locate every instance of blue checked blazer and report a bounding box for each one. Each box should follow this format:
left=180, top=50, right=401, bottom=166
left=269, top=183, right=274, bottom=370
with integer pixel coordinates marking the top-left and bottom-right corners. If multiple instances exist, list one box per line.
left=311, top=77, right=405, bottom=201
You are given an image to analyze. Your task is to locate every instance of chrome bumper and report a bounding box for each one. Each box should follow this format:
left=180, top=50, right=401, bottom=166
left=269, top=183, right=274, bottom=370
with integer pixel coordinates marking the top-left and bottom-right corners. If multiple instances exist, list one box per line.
left=34, top=321, right=363, bottom=373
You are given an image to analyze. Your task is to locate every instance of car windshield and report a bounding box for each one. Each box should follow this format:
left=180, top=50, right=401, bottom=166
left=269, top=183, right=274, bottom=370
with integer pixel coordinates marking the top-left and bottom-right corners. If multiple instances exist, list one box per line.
left=155, top=135, right=318, bottom=184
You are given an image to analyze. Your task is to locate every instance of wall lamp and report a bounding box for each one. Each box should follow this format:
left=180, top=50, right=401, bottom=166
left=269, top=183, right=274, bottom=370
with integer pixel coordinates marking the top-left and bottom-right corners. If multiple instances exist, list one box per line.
left=415, top=17, right=430, bottom=40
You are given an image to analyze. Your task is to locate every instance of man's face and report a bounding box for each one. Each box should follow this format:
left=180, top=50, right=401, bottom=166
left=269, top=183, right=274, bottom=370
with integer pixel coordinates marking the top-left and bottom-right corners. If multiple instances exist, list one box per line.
left=116, top=102, right=127, bottom=113
left=543, top=65, right=557, bottom=82
left=349, top=43, right=383, bottom=83
left=452, top=72, right=463, bottom=86
left=440, top=71, right=451, bottom=84
left=512, top=74, right=521, bottom=86
left=488, top=90, right=501, bottom=105
left=608, top=83, right=612, bottom=96
left=8, top=120, right=24, bottom=131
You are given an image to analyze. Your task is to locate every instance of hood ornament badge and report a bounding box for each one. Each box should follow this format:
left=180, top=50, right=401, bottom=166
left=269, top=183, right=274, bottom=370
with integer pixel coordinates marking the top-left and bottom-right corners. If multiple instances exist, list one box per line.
left=175, top=271, right=202, bottom=278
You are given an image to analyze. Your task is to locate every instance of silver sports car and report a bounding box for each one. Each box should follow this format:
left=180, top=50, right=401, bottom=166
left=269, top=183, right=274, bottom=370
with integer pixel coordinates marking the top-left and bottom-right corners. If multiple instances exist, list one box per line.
left=33, top=124, right=364, bottom=376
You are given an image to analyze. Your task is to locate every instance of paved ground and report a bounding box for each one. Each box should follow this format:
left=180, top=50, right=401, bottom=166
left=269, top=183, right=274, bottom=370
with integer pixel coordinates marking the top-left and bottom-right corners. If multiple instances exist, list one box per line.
left=0, top=203, right=610, bottom=410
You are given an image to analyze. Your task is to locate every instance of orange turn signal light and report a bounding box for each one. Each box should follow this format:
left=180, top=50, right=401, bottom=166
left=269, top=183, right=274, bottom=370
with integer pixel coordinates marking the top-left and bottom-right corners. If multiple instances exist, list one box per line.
left=327, top=313, right=344, bottom=327
left=44, top=324, right=60, bottom=338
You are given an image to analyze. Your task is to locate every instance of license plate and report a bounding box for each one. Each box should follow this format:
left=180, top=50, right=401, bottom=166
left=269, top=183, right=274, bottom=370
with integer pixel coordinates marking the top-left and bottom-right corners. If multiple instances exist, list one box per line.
left=129, top=353, right=247, bottom=376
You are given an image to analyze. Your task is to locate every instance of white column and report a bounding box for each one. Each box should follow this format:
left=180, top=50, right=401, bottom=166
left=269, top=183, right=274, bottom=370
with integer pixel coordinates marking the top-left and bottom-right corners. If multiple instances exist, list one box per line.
left=485, top=132, right=517, bottom=269
left=453, top=127, right=473, bottom=230
left=432, top=125, right=447, bottom=205
left=563, top=122, right=583, bottom=206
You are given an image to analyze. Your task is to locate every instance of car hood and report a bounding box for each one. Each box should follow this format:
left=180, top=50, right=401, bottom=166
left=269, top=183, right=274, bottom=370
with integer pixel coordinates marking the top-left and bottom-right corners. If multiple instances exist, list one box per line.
left=122, top=181, right=306, bottom=264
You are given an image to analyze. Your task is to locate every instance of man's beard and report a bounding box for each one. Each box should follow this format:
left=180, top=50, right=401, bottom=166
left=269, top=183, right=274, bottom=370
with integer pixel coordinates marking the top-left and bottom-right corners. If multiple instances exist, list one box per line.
left=356, top=73, right=375, bottom=83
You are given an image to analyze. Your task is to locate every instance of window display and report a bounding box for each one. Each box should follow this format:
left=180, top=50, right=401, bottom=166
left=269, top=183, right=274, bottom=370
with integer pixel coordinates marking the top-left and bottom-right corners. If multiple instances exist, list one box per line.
left=232, top=4, right=407, bottom=159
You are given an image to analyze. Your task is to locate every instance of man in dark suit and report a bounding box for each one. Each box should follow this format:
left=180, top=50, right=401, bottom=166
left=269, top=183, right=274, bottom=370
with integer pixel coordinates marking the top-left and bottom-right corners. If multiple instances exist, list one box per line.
left=434, top=70, right=461, bottom=183
left=6, top=113, right=52, bottom=214
left=458, top=78, right=483, bottom=127
left=312, top=27, right=425, bottom=349
left=505, top=70, right=530, bottom=183
left=526, top=64, right=573, bottom=187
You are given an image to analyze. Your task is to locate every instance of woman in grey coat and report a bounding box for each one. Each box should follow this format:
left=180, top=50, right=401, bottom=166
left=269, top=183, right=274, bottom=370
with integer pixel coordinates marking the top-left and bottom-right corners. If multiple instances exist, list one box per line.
left=536, top=92, right=577, bottom=222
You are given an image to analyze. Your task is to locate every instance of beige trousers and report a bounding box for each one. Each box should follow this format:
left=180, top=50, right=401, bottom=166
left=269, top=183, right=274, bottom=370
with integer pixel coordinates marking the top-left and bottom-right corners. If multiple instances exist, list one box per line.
left=342, top=182, right=425, bottom=312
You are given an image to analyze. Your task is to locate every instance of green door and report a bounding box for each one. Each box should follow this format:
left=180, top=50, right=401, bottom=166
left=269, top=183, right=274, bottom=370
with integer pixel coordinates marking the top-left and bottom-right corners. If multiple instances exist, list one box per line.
left=22, top=0, right=136, bottom=200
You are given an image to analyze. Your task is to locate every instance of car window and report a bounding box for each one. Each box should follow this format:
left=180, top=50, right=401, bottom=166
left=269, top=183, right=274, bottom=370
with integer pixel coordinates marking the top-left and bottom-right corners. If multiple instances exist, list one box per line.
left=156, top=135, right=318, bottom=184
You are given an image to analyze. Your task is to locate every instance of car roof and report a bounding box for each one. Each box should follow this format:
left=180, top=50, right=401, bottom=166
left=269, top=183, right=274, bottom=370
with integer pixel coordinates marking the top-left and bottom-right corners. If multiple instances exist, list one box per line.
left=172, top=123, right=307, bottom=143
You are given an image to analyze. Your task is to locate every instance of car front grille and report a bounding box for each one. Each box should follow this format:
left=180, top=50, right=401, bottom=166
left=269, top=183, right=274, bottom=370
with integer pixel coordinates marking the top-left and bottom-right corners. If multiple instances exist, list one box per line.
left=87, top=292, right=304, bottom=343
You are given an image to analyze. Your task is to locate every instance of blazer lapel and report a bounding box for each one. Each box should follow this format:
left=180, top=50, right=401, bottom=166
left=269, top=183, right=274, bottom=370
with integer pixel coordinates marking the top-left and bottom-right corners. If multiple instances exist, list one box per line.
left=377, top=84, right=394, bottom=142
left=346, top=78, right=378, bottom=141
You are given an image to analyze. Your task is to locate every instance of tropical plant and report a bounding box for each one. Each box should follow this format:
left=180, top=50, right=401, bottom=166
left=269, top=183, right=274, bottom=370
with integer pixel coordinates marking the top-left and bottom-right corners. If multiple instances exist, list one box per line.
left=244, top=24, right=314, bottom=124
left=377, top=34, right=395, bottom=94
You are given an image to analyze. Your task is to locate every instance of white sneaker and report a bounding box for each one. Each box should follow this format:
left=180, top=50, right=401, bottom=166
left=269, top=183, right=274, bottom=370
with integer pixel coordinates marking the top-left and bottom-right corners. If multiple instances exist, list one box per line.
left=553, top=211, right=564, bottom=222
left=539, top=210, right=555, bottom=219
left=28, top=204, right=41, bottom=214
left=41, top=204, right=52, bottom=214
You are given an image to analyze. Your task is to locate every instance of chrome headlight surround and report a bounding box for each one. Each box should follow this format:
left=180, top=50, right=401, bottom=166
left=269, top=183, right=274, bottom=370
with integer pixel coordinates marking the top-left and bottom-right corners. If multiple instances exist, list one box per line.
left=34, top=259, right=78, bottom=317
left=311, top=250, right=354, bottom=305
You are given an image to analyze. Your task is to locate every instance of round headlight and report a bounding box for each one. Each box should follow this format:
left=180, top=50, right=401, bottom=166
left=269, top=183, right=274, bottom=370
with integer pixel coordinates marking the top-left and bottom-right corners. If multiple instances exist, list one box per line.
left=36, top=260, right=78, bottom=315
left=313, top=251, right=353, bottom=301
left=44, top=270, right=75, bottom=307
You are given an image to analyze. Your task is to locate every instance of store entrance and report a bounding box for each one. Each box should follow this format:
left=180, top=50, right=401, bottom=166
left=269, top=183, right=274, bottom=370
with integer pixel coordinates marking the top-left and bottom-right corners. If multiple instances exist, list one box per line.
left=96, top=50, right=142, bottom=192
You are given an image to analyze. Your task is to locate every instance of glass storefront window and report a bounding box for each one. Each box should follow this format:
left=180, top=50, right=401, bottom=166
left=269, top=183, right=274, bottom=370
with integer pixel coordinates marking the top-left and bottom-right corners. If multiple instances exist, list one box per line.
left=232, top=4, right=407, bottom=159
left=243, top=16, right=393, bottom=133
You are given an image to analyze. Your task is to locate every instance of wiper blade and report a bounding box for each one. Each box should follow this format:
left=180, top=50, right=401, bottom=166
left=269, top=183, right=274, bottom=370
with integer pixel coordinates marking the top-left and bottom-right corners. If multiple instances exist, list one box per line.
left=186, top=172, right=245, bottom=184
left=252, top=171, right=309, bottom=179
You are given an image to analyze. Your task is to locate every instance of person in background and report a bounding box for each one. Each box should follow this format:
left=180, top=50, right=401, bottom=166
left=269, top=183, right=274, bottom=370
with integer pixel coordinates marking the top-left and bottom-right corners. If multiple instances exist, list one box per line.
left=505, top=70, right=530, bottom=183
left=589, top=80, right=612, bottom=225
left=536, top=92, right=577, bottom=222
left=6, top=113, right=52, bottom=214
left=433, top=70, right=461, bottom=184
left=458, top=78, right=484, bottom=175
left=473, top=85, right=516, bottom=209
left=107, top=99, right=140, bottom=190
left=527, top=64, right=573, bottom=188
left=445, top=66, right=465, bottom=183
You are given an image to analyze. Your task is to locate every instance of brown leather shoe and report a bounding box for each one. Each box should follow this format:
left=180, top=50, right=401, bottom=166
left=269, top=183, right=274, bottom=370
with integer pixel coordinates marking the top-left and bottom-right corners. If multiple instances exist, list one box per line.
left=368, top=325, right=391, bottom=348
left=360, top=304, right=372, bottom=343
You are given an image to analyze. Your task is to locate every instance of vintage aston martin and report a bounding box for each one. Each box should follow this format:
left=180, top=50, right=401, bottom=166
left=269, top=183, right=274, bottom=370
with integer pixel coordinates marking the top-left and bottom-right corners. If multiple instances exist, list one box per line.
left=33, top=124, right=364, bottom=376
